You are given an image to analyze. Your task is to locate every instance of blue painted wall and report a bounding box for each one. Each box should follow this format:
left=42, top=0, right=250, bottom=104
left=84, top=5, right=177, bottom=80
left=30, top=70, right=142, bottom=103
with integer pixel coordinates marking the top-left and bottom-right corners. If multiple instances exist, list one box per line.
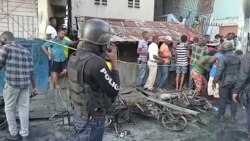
left=31, top=39, right=49, bottom=93
left=211, top=0, right=244, bottom=20
left=0, top=38, right=49, bottom=96
left=207, top=0, right=245, bottom=39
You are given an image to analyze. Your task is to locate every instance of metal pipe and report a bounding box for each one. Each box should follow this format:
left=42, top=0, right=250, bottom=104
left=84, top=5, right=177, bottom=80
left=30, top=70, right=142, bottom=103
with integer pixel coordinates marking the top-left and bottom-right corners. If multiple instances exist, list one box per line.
left=27, top=16, right=29, bottom=38
left=17, top=16, right=19, bottom=38
left=22, top=16, right=24, bottom=37
left=67, top=0, right=72, bottom=35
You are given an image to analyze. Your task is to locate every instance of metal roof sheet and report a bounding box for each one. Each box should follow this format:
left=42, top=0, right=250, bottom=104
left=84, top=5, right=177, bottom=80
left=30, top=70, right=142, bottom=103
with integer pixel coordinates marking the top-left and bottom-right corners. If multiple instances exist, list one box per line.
left=82, top=17, right=204, bottom=42
left=108, top=20, right=203, bottom=42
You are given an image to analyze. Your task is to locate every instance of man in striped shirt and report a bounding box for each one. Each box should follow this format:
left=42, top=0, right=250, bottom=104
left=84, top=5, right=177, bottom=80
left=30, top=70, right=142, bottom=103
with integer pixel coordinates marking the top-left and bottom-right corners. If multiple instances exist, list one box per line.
left=0, top=31, right=36, bottom=140
left=136, top=31, right=149, bottom=87
left=175, top=35, right=190, bottom=91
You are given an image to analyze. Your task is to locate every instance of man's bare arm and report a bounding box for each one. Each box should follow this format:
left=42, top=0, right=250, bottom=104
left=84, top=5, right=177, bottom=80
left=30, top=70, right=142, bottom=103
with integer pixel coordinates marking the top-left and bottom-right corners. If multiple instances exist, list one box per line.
left=31, top=75, right=36, bottom=89
left=198, top=58, right=210, bottom=72
left=42, top=47, right=50, bottom=56
left=186, top=11, right=191, bottom=19
left=153, top=55, right=163, bottom=61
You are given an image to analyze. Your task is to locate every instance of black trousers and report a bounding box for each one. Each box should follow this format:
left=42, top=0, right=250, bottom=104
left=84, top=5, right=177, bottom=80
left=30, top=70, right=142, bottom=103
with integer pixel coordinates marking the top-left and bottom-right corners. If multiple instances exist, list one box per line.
left=70, top=112, right=105, bottom=141
left=246, top=92, right=250, bottom=132
left=48, top=59, right=51, bottom=77
left=219, top=83, right=237, bottom=116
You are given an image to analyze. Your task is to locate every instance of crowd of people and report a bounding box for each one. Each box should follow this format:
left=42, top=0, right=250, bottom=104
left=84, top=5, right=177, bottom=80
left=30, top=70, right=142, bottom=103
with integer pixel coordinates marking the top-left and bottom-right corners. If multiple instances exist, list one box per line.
left=136, top=31, right=239, bottom=90
left=135, top=30, right=246, bottom=121
left=44, top=17, right=77, bottom=89
left=134, top=29, right=250, bottom=138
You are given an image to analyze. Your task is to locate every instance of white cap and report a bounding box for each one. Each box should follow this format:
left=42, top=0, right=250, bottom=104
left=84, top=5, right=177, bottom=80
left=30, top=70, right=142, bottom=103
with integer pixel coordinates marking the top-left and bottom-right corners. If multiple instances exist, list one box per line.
left=62, top=24, right=67, bottom=28
left=165, top=35, right=173, bottom=41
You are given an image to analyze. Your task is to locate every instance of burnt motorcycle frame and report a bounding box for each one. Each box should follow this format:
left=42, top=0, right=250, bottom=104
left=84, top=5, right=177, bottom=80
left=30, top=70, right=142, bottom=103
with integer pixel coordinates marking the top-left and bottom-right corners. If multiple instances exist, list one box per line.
left=180, top=88, right=212, bottom=113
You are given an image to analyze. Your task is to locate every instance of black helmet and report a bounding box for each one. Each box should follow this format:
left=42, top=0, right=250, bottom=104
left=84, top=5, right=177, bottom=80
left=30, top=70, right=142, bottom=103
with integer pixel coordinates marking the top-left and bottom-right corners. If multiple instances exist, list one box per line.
left=82, top=19, right=111, bottom=46
left=0, top=31, right=14, bottom=45
left=222, top=40, right=234, bottom=51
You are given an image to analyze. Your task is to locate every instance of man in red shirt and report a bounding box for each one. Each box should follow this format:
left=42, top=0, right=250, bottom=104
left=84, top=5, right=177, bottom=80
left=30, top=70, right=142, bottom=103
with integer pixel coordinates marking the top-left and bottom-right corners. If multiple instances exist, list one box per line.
left=158, top=36, right=172, bottom=92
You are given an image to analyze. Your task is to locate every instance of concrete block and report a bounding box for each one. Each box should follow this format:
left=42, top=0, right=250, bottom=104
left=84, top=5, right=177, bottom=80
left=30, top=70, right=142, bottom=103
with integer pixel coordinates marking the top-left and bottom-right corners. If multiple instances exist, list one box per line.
left=118, top=61, right=138, bottom=86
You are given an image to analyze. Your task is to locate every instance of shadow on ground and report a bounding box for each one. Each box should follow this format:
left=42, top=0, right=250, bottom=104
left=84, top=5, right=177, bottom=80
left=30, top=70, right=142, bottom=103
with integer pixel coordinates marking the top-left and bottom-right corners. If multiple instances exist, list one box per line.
left=0, top=86, right=249, bottom=141
left=0, top=110, right=249, bottom=141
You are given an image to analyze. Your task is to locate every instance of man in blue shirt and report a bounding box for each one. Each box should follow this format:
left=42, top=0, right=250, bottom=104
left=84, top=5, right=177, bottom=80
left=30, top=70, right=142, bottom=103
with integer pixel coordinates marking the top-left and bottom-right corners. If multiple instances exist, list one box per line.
left=207, top=45, right=223, bottom=98
left=42, top=29, right=76, bottom=89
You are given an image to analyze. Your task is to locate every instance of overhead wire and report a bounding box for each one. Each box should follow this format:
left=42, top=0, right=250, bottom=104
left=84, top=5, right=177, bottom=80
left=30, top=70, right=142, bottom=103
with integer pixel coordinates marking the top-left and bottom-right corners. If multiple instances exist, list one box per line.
left=33, top=37, right=183, bottom=67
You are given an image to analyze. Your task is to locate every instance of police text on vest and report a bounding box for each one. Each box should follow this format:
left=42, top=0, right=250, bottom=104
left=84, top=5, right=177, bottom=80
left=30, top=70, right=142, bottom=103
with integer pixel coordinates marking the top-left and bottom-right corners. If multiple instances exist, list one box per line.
left=100, top=68, right=119, bottom=90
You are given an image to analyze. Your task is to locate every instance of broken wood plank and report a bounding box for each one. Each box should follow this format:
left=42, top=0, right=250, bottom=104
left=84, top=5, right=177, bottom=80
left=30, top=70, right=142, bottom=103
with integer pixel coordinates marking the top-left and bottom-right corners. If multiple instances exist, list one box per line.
left=119, top=87, right=135, bottom=95
left=135, top=87, right=157, bottom=97
left=147, top=97, right=200, bottom=116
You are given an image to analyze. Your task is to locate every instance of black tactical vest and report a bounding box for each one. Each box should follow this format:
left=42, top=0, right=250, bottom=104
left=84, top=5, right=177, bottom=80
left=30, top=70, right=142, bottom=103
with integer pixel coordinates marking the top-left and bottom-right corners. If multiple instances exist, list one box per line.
left=222, top=54, right=241, bottom=84
left=67, top=51, right=114, bottom=113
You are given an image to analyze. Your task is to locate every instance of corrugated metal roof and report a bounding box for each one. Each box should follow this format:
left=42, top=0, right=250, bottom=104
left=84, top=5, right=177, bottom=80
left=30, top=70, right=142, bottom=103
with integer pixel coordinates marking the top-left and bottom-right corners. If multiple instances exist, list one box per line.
left=107, top=20, right=203, bottom=42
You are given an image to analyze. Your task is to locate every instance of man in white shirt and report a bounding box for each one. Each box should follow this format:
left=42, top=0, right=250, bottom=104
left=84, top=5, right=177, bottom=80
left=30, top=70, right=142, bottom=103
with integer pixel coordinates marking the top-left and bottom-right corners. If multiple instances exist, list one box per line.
left=45, top=17, right=57, bottom=85
left=178, top=16, right=186, bottom=26
left=144, top=35, right=163, bottom=92
left=178, top=12, right=191, bottom=26
left=46, top=17, right=57, bottom=40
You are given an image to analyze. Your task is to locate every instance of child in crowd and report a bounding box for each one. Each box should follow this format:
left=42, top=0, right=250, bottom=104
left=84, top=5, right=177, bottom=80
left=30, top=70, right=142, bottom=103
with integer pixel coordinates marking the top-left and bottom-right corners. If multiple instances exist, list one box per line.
left=175, top=35, right=190, bottom=91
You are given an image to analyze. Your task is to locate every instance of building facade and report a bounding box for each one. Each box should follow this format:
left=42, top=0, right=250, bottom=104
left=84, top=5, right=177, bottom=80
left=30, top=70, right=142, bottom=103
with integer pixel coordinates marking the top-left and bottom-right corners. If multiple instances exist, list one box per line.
left=0, top=0, right=68, bottom=39
left=155, top=0, right=215, bottom=34
left=207, top=0, right=245, bottom=36
left=71, top=0, right=155, bottom=30
left=0, top=0, right=38, bottom=38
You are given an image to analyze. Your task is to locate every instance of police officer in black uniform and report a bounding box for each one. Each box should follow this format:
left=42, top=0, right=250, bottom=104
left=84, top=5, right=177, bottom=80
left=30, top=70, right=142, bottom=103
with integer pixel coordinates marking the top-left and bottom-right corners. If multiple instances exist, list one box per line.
left=67, top=19, right=120, bottom=141
left=233, top=51, right=250, bottom=138
left=214, top=41, right=241, bottom=121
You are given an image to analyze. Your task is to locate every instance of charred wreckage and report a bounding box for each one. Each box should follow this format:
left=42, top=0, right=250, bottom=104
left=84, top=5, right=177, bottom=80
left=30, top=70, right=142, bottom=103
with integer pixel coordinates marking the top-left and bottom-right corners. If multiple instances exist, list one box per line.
left=0, top=87, right=213, bottom=139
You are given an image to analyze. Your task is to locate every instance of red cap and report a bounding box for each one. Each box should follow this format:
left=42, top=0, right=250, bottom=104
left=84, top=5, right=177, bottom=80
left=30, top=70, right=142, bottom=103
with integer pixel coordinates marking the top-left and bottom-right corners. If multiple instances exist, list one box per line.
left=189, top=36, right=194, bottom=42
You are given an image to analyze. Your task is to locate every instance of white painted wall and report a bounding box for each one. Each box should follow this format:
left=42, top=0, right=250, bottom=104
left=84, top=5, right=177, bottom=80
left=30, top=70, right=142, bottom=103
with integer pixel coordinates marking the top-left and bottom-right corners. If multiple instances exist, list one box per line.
left=0, top=0, right=38, bottom=38
left=207, top=0, right=245, bottom=36
left=207, top=0, right=247, bottom=51
left=71, top=0, right=155, bottom=29
left=37, top=0, right=53, bottom=38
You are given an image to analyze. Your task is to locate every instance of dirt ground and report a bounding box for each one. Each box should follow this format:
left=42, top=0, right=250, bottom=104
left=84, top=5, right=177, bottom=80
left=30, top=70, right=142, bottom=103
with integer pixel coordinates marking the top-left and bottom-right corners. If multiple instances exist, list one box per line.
left=0, top=108, right=249, bottom=141
left=0, top=86, right=249, bottom=141
left=104, top=108, right=249, bottom=141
